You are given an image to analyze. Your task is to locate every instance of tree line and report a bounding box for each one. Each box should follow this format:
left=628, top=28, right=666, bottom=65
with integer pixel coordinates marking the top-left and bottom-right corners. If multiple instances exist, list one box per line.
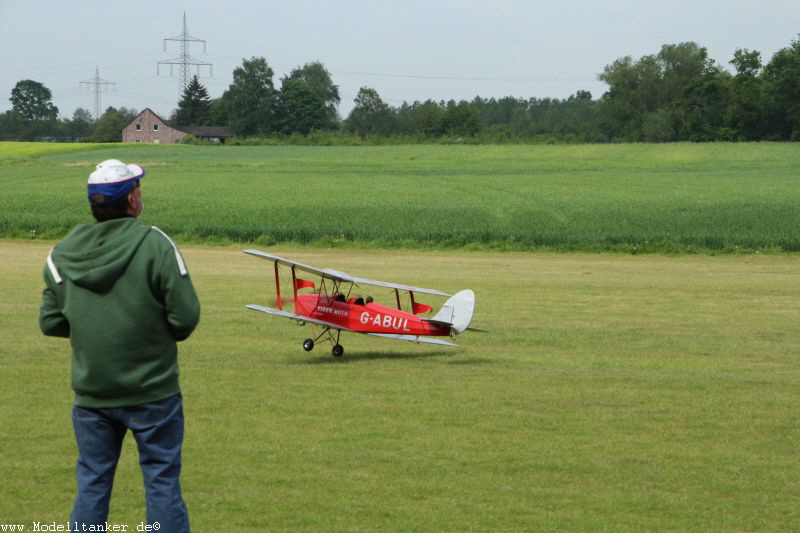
left=2, top=36, right=799, bottom=143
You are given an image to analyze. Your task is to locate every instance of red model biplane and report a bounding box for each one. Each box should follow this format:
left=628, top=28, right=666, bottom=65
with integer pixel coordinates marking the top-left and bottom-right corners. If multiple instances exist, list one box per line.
left=245, top=250, right=484, bottom=356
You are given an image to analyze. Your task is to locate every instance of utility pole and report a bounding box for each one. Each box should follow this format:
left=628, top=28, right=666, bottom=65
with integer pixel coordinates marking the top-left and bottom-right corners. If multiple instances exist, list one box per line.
left=158, top=12, right=212, bottom=97
left=80, top=67, right=115, bottom=120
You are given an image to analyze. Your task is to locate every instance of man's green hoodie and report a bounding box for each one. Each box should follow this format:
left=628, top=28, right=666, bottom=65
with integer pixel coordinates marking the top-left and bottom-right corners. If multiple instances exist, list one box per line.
left=40, top=217, right=200, bottom=408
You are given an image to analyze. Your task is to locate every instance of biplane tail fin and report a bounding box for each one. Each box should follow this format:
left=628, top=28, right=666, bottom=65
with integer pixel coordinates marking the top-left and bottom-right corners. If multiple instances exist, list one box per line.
left=431, top=289, right=475, bottom=335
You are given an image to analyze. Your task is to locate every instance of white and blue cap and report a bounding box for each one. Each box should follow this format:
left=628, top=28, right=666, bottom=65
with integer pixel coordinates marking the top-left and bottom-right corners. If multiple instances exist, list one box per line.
left=87, top=159, right=145, bottom=205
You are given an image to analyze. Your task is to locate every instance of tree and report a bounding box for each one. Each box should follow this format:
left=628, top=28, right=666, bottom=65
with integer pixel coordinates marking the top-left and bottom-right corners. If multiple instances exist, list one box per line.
left=395, top=102, right=417, bottom=135
left=219, top=57, right=277, bottom=136
left=0, top=111, right=25, bottom=140
left=545, top=91, right=603, bottom=142
left=411, top=100, right=444, bottom=136
left=275, top=78, right=327, bottom=135
left=727, top=49, right=765, bottom=140
left=472, top=96, right=527, bottom=129
left=731, top=48, right=762, bottom=77
left=91, top=107, right=128, bottom=142
left=206, top=98, right=228, bottom=126
left=673, top=60, right=731, bottom=141
left=441, top=100, right=481, bottom=136
left=658, top=43, right=715, bottom=102
left=282, top=62, right=340, bottom=130
left=762, top=37, right=800, bottom=140
left=597, top=55, right=658, bottom=140
left=117, top=107, right=139, bottom=124
left=598, top=43, right=716, bottom=140
left=10, top=79, right=58, bottom=121
left=173, top=75, right=211, bottom=126
left=66, top=108, right=95, bottom=140
left=345, top=87, right=398, bottom=136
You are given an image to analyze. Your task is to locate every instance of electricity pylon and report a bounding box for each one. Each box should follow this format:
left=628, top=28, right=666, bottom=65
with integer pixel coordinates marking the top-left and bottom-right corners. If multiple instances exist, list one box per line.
left=80, top=67, right=115, bottom=120
left=158, top=12, right=213, bottom=97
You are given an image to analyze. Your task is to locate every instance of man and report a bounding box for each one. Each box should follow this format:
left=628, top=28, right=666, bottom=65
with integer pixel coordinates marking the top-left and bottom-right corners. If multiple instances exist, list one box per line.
left=39, top=159, right=200, bottom=532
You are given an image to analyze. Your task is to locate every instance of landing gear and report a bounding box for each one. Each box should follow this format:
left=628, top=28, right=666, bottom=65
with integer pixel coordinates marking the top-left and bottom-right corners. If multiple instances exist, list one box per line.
left=304, top=328, right=344, bottom=357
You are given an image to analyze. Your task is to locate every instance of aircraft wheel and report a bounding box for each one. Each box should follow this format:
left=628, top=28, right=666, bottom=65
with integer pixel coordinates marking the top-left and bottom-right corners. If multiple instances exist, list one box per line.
left=303, top=338, right=314, bottom=352
left=332, top=344, right=344, bottom=357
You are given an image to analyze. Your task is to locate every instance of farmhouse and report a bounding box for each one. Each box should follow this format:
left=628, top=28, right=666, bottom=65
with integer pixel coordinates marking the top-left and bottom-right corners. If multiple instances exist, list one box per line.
left=122, top=108, right=232, bottom=144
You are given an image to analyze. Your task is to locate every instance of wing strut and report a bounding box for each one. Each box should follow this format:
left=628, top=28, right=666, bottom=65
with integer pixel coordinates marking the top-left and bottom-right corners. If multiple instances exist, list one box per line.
left=291, top=265, right=297, bottom=306
left=274, top=261, right=282, bottom=310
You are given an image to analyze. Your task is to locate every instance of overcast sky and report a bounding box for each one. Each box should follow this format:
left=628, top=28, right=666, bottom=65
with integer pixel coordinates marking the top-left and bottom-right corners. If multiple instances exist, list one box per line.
left=1, top=0, right=798, bottom=120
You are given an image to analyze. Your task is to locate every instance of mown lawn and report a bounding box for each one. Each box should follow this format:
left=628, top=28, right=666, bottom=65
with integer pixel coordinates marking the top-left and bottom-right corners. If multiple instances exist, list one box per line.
left=2, top=242, right=799, bottom=531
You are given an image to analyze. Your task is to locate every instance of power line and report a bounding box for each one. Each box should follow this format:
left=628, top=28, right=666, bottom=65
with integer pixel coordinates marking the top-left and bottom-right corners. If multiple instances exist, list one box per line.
left=200, top=53, right=595, bottom=83
left=113, top=90, right=178, bottom=106
left=0, top=54, right=160, bottom=76
left=332, top=69, right=596, bottom=83
left=157, top=11, right=212, bottom=98
left=79, top=67, right=114, bottom=120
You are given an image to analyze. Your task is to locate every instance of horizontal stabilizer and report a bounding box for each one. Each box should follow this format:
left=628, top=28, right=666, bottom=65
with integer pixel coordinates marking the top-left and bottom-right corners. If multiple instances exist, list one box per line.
left=365, top=333, right=458, bottom=347
left=421, top=317, right=454, bottom=328
left=465, top=326, right=489, bottom=333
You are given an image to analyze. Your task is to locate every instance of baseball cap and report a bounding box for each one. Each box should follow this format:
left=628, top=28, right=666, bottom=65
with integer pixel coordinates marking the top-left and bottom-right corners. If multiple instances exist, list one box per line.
left=87, top=159, right=145, bottom=205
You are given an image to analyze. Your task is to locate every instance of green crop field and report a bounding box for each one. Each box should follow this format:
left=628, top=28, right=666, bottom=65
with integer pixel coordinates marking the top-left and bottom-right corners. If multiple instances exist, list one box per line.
left=1, top=142, right=799, bottom=252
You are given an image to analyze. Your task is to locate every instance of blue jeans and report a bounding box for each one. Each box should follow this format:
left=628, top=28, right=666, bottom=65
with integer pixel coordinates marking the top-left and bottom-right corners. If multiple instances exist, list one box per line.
left=70, top=393, right=189, bottom=533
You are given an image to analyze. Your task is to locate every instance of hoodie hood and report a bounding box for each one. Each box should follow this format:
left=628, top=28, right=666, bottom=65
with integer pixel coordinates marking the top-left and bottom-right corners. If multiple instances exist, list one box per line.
left=51, top=217, right=151, bottom=292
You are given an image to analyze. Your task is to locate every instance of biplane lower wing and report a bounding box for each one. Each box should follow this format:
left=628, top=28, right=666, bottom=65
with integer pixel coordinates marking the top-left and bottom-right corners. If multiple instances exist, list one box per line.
left=246, top=305, right=458, bottom=347
left=245, top=304, right=343, bottom=330
left=365, top=333, right=459, bottom=347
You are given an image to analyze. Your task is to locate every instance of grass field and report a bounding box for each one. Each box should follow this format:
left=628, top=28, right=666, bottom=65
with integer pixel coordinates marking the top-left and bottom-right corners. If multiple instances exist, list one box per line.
left=2, top=241, right=799, bottom=531
left=2, top=141, right=799, bottom=531
left=2, top=142, right=799, bottom=252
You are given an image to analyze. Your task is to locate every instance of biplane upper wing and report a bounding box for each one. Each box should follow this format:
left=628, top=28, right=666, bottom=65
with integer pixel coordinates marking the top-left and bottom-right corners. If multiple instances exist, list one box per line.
left=246, top=304, right=343, bottom=330
left=244, top=249, right=450, bottom=296
left=245, top=250, right=330, bottom=278
left=346, top=275, right=449, bottom=296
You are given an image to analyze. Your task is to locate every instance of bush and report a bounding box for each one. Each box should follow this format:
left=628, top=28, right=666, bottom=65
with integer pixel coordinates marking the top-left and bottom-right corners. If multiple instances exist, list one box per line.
left=180, top=134, right=214, bottom=145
